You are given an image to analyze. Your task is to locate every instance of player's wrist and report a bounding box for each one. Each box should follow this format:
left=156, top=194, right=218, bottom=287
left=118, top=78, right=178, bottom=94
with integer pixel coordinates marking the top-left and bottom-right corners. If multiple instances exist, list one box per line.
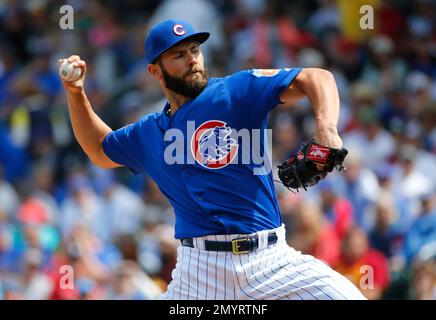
left=314, top=128, right=342, bottom=150
left=66, top=86, right=86, bottom=98
left=315, top=123, right=338, bottom=135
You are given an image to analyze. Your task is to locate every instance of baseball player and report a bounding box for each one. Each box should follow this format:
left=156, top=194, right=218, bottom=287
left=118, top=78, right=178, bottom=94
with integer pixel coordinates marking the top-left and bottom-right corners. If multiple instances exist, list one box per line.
left=59, top=19, right=365, bottom=300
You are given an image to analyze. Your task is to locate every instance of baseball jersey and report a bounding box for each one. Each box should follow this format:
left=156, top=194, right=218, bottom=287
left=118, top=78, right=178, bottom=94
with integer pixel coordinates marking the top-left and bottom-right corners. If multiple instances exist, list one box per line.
left=103, top=68, right=302, bottom=238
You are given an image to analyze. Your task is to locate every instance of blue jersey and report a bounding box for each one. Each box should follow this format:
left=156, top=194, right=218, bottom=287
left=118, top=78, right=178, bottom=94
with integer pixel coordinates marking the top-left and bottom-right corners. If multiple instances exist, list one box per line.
left=103, top=68, right=302, bottom=238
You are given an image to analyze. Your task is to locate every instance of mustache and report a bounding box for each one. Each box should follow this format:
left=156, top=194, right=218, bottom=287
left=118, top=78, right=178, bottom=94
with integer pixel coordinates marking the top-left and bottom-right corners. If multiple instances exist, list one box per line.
left=184, top=68, right=203, bottom=77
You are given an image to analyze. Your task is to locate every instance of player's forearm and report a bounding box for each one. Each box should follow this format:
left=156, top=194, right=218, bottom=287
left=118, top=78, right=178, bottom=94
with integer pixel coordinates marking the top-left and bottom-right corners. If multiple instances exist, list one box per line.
left=66, top=90, right=112, bottom=164
left=295, top=68, right=342, bottom=148
left=299, top=68, right=339, bottom=132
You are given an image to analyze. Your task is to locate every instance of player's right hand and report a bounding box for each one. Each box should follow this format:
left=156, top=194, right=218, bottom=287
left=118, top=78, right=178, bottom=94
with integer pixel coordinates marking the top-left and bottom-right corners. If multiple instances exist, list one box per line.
left=57, top=55, right=87, bottom=94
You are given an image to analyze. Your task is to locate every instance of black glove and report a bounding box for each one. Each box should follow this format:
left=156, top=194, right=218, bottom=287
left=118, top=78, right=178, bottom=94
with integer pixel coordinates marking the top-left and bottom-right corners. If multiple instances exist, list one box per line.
left=277, top=139, right=348, bottom=192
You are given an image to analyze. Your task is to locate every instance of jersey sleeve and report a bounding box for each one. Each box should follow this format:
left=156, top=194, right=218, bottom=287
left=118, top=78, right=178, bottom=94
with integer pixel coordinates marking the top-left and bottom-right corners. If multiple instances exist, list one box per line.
left=102, top=120, right=147, bottom=175
left=227, top=68, right=302, bottom=118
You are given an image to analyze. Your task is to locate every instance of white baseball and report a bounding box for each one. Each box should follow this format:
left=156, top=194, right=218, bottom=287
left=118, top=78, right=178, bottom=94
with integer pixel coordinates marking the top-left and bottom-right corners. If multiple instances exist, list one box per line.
left=59, top=60, right=82, bottom=82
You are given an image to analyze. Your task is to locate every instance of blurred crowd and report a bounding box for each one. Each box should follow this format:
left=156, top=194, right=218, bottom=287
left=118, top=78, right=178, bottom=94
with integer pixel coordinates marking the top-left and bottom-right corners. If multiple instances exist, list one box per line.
left=0, top=0, right=435, bottom=300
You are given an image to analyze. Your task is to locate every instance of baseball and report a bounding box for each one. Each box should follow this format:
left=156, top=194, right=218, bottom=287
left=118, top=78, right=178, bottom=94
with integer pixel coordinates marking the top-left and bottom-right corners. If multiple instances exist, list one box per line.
left=59, top=60, right=82, bottom=82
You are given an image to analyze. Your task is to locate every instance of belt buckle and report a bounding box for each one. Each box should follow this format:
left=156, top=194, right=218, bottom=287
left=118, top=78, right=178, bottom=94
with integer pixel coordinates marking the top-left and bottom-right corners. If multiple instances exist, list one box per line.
left=231, top=238, right=250, bottom=255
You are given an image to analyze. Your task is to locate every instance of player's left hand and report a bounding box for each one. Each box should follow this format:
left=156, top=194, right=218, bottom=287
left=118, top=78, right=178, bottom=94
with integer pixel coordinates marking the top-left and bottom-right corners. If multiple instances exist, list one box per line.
left=277, top=139, right=348, bottom=192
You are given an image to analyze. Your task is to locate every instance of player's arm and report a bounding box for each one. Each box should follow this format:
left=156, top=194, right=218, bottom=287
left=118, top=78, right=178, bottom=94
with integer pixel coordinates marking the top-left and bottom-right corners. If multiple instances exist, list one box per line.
left=58, top=55, right=121, bottom=169
left=279, top=68, right=342, bottom=149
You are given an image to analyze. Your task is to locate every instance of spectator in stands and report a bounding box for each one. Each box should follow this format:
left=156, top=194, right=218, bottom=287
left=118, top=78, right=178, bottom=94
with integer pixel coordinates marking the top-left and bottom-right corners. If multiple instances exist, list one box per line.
left=369, top=193, right=404, bottom=259
left=392, top=144, right=434, bottom=218
left=335, top=149, right=380, bottom=231
left=343, top=106, right=396, bottom=171
left=401, top=194, right=436, bottom=265
left=408, top=259, right=436, bottom=300
left=288, top=201, right=341, bottom=266
left=335, top=227, right=390, bottom=300
left=318, top=180, right=354, bottom=241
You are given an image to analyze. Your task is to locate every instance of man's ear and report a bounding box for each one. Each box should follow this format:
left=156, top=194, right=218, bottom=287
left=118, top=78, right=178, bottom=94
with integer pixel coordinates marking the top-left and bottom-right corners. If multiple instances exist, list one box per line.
left=147, top=63, right=163, bottom=80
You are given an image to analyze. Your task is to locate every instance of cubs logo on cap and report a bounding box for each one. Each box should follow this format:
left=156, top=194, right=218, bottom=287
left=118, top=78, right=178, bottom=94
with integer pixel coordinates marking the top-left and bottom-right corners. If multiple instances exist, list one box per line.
left=173, top=24, right=186, bottom=36
left=144, top=19, right=210, bottom=64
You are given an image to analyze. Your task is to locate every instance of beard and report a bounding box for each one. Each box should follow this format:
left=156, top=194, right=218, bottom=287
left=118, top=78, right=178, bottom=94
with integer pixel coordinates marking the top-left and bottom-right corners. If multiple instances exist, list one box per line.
left=161, top=66, right=209, bottom=99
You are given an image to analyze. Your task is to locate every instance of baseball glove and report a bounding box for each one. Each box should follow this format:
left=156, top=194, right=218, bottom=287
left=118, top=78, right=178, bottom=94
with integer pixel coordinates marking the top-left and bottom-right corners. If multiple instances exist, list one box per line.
left=277, top=139, right=348, bottom=192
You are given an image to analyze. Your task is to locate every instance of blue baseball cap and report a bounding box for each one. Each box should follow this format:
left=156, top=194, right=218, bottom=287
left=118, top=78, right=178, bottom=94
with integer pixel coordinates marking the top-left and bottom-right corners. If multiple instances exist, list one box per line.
left=144, top=19, right=210, bottom=64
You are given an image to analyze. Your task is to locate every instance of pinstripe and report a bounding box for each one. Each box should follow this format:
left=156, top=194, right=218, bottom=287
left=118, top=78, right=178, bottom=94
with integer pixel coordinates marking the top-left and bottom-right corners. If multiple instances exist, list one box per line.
left=309, top=258, right=363, bottom=299
left=179, top=249, right=186, bottom=299
left=287, top=247, right=325, bottom=299
left=228, top=247, right=237, bottom=300
left=178, top=246, right=184, bottom=299
left=283, top=256, right=333, bottom=299
left=254, top=245, right=294, bottom=299
left=265, top=244, right=302, bottom=299
left=255, top=245, right=279, bottom=298
left=229, top=243, right=258, bottom=299
left=214, top=235, right=218, bottom=300
left=294, top=250, right=362, bottom=299
left=205, top=249, right=209, bottom=300
left=187, top=246, right=192, bottom=299
left=267, top=244, right=299, bottom=300
left=232, top=256, right=237, bottom=300
left=234, top=232, right=281, bottom=299
left=318, top=259, right=365, bottom=299
left=224, top=251, right=227, bottom=300
left=231, top=234, right=252, bottom=299
left=307, top=259, right=353, bottom=299
left=276, top=244, right=323, bottom=299
left=294, top=254, right=350, bottom=299
left=268, top=242, right=310, bottom=299
left=228, top=252, right=248, bottom=298
left=237, top=253, right=260, bottom=299
left=248, top=247, right=282, bottom=299
left=238, top=249, right=276, bottom=299
left=286, top=253, right=339, bottom=299
left=266, top=243, right=305, bottom=300
left=196, top=247, right=200, bottom=300
left=182, top=246, right=187, bottom=299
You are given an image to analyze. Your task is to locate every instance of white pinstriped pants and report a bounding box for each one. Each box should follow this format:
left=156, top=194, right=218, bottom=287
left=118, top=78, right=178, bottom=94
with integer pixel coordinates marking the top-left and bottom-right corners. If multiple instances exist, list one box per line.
left=160, top=224, right=366, bottom=300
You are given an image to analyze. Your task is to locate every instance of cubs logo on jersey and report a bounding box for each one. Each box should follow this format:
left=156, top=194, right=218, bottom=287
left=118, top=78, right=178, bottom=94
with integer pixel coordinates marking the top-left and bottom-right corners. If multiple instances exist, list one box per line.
left=191, top=120, right=238, bottom=169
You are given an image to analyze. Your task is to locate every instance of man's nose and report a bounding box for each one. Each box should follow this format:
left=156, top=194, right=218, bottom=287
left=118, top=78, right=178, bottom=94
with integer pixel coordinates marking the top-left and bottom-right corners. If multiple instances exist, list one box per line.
left=187, top=52, right=198, bottom=67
